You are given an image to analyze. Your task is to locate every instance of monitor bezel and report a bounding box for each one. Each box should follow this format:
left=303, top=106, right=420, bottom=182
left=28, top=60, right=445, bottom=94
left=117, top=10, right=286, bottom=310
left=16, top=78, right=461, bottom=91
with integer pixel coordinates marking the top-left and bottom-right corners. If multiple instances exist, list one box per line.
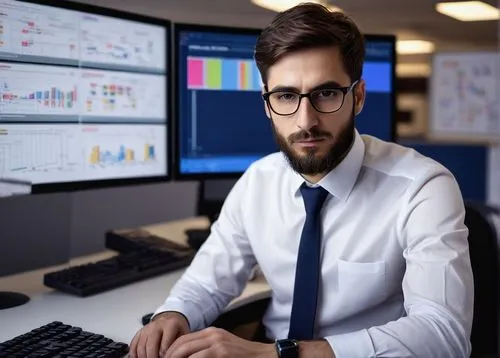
left=172, top=24, right=397, bottom=180
left=9, top=0, right=172, bottom=194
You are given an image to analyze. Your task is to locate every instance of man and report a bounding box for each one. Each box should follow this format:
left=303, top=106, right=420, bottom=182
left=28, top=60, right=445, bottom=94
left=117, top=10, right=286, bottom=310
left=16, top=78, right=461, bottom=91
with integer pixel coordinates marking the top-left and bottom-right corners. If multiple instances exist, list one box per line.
left=130, top=3, right=473, bottom=358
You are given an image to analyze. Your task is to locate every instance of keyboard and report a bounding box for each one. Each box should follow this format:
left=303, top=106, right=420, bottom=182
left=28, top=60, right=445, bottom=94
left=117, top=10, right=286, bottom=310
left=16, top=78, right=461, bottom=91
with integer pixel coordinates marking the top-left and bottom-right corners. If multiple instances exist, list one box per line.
left=0, top=321, right=128, bottom=357
left=44, top=248, right=193, bottom=297
left=105, top=228, right=192, bottom=253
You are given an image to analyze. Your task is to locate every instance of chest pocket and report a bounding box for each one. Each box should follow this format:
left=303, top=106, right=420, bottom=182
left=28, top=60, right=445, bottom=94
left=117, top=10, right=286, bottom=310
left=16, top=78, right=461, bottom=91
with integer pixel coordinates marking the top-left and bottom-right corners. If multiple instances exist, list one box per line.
left=337, top=259, right=388, bottom=312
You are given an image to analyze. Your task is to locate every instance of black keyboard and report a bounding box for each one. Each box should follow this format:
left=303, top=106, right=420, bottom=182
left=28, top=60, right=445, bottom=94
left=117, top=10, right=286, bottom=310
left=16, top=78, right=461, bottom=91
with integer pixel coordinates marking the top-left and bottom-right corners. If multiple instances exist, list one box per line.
left=0, top=321, right=128, bottom=357
left=105, top=228, right=192, bottom=253
left=44, top=248, right=193, bottom=297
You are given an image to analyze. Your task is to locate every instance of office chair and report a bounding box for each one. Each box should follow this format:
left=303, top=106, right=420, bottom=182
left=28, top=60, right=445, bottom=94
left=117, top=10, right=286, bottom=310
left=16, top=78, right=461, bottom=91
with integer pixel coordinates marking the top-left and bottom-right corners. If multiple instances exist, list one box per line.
left=464, top=201, right=499, bottom=358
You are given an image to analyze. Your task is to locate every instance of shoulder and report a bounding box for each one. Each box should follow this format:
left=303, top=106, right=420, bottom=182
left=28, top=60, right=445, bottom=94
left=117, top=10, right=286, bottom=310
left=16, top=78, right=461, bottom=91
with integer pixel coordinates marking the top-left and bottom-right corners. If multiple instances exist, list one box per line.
left=361, top=135, right=453, bottom=185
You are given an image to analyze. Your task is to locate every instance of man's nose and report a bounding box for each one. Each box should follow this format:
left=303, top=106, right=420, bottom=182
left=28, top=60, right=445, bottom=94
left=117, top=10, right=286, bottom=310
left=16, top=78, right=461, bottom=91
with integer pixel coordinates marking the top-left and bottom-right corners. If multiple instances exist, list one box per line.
left=295, top=97, right=319, bottom=131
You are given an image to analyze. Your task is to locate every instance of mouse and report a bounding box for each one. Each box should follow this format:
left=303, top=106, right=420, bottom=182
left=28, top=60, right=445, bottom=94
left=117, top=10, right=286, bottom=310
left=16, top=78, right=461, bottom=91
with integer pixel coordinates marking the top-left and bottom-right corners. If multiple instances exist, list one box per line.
left=142, top=312, right=154, bottom=326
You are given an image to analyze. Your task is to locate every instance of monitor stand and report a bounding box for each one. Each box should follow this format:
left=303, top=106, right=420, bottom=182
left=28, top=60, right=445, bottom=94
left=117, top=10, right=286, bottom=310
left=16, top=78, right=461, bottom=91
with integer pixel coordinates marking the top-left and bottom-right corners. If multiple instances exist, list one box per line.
left=0, top=291, right=30, bottom=310
left=196, top=179, right=238, bottom=223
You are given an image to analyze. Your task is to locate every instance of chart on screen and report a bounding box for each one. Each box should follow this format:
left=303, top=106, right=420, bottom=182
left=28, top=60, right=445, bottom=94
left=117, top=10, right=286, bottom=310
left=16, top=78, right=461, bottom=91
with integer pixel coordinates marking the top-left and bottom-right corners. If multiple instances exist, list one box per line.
left=187, top=56, right=261, bottom=91
left=80, top=13, right=166, bottom=72
left=0, top=1, right=79, bottom=61
left=0, top=124, right=167, bottom=184
left=0, top=62, right=79, bottom=120
left=80, top=69, right=165, bottom=122
left=0, top=125, right=81, bottom=183
left=81, top=124, right=166, bottom=181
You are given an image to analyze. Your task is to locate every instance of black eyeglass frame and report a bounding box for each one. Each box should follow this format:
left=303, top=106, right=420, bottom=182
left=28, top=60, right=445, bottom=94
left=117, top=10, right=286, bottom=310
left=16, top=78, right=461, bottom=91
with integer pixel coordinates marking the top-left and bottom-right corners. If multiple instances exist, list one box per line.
left=262, top=80, right=360, bottom=116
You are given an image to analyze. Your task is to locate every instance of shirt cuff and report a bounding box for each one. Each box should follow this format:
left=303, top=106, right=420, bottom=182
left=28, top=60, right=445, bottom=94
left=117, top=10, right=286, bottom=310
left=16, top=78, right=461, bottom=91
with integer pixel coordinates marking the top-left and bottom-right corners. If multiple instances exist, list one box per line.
left=153, top=298, right=206, bottom=331
left=325, top=329, right=375, bottom=358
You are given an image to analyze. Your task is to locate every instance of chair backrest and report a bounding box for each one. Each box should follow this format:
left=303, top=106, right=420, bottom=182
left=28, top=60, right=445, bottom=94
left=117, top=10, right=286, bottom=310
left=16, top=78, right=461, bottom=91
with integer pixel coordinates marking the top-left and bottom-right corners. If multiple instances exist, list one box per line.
left=464, top=202, right=499, bottom=357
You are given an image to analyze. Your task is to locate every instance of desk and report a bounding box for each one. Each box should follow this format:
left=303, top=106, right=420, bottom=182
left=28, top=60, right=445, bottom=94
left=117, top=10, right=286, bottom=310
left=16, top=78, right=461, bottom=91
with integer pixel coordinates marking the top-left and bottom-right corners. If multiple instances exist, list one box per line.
left=0, top=217, right=271, bottom=345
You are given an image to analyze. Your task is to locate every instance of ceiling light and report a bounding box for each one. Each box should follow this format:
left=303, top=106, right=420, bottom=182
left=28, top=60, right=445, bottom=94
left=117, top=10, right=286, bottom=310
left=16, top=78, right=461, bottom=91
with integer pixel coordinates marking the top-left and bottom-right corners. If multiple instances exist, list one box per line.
left=436, top=1, right=500, bottom=21
left=396, top=40, right=435, bottom=55
left=251, top=0, right=342, bottom=13
left=396, top=63, right=431, bottom=77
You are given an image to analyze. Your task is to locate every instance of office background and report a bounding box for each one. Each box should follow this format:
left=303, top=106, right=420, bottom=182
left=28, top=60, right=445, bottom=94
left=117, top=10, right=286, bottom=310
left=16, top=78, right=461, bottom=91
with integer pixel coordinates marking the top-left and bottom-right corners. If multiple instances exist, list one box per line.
left=0, top=0, right=498, bottom=276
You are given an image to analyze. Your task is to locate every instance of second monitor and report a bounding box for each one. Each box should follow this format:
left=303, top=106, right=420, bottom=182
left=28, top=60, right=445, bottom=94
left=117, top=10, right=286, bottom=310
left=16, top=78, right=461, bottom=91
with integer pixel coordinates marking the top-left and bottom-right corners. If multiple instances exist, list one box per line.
left=174, top=24, right=396, bottom=178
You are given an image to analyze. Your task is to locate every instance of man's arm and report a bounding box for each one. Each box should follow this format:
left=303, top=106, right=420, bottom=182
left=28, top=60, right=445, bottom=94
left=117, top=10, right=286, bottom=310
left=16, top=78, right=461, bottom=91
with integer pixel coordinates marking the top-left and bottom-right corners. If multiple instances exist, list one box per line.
left=153, top=171, right=257, bottom=331
left=298, top=340, right=336, bottom=358
left=324, top=169, right=474, bottom=358
left=162, top=327, right=337, bottom=358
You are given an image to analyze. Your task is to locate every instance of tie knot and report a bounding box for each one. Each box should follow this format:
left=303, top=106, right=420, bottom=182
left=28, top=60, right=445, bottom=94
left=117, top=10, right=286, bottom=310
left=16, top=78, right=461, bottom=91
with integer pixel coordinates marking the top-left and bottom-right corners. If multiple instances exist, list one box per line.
left=300, top=184, right=328, bottom=216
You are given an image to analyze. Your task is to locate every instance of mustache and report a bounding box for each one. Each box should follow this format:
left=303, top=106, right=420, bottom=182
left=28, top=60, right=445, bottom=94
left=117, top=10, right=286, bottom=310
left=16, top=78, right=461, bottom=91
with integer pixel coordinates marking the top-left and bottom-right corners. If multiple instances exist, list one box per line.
left=288, top=128, right=332, bottom=143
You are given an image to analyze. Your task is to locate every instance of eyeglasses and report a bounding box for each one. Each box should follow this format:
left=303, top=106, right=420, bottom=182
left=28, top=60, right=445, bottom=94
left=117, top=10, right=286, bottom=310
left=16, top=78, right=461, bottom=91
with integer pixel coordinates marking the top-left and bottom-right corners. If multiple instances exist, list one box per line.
left=262, top=80, right=359, bottom=116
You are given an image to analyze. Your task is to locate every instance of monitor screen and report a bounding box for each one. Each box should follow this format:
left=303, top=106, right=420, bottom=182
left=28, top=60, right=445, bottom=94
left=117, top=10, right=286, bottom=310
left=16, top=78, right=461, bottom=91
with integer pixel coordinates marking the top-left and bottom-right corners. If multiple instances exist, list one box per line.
left=175, top=24, right=396, bottom=178
left=0, top=0, right=170, bottom=191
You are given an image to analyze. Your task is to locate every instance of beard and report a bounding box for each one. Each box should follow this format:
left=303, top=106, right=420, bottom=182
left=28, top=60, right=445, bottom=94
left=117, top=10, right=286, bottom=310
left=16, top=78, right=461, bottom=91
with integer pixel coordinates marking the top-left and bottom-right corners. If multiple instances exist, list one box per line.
left=272, top=113, right=355, bottom=175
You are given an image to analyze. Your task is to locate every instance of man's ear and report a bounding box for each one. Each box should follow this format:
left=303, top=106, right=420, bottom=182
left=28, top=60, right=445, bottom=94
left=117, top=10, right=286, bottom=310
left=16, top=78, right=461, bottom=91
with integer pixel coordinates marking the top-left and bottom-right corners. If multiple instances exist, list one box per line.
left=354, top=79, right=366, bottom=116
left=262, top=86, right=271, bottom=119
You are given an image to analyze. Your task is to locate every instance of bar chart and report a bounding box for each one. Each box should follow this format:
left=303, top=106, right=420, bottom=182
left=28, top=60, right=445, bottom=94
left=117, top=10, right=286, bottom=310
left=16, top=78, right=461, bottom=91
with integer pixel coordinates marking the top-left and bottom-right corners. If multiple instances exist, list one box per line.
left=82, top=124, right=165, bottom=172
left=187, top=56, right=262, bottom=91
left=0, top=62, right=79, bottom=115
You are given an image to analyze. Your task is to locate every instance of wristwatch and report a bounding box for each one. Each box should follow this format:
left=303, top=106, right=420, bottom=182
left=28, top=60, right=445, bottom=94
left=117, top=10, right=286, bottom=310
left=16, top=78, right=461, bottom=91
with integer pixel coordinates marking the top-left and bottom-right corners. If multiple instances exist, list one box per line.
left=275, top=339, right=299, bottom=358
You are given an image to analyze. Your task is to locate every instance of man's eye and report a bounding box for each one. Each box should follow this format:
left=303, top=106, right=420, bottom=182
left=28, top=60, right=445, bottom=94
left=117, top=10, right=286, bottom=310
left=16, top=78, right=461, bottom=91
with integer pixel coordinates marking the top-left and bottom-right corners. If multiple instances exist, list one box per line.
left=317, top=90, right=340, bottom=98
left=277, top=93, right=297, bottom=101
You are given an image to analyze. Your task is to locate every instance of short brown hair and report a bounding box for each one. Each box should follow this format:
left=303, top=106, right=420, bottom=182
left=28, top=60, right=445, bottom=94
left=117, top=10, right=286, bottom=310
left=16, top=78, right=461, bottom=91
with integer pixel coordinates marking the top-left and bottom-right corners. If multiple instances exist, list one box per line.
left=254, top=2, right=365, bottom=86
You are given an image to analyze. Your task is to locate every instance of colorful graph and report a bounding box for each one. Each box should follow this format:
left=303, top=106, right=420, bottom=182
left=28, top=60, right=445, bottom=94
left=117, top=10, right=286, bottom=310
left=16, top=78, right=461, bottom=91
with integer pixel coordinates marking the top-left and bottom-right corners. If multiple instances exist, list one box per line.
left=89, top=144, right=156, bottom=165
left=0, top=20, right=4, bottom=48
left=85, top=81, right=135, bottom=113
left=0, top=62, right=80, bottom=115
left=81, top=69, right=165, bottom=119
left=1, top=82, right=77, bottom=109
left=187, top=56, right=262, bottom=91
left=0, top=1, right=80, bottom=60
left=144, top=144, right=155, bottom=161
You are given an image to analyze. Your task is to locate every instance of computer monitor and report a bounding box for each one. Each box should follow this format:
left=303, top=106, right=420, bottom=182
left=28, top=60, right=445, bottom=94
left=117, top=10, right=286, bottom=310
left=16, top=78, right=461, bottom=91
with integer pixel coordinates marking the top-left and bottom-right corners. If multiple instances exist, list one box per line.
left=173, top=24, right=396, bottom=179
left=0, top=0, right=171, bottom=193
left=0, top=0, right=170, bottom=308
left=173, top=24, right=396, bottom=222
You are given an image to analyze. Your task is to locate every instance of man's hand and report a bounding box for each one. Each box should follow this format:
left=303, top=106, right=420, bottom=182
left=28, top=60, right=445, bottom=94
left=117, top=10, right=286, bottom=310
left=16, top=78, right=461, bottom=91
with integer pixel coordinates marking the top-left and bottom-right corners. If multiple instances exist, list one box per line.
left=164, top=326, right=277, bottom=358
left=129, top=311, right=190, bottom=358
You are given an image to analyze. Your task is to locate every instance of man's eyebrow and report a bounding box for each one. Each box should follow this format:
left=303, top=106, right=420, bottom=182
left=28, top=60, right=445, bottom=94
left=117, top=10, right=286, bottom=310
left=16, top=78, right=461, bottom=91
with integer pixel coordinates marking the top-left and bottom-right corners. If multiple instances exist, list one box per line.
left=269, top=81, right=345, bottom=93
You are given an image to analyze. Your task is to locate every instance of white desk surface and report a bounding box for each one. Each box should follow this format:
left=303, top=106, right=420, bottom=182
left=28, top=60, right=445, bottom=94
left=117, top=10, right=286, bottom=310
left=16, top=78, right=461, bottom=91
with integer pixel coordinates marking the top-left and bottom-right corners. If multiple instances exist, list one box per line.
left=0, top=217, right=271, bottom=346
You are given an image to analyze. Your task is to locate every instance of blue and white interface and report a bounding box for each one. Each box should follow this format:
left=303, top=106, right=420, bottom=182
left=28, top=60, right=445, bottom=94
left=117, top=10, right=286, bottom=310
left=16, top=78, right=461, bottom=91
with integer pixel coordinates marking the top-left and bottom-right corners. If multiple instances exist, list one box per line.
left=177, top=29, right=394, bottom=175
left=0, top=0, right=168, bottom=185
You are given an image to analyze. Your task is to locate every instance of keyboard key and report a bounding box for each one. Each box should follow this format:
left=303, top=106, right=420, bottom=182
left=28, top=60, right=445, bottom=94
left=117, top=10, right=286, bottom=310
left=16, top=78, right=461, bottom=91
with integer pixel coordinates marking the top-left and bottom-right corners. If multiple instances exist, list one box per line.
left=0, top=321, right=129, bottom=358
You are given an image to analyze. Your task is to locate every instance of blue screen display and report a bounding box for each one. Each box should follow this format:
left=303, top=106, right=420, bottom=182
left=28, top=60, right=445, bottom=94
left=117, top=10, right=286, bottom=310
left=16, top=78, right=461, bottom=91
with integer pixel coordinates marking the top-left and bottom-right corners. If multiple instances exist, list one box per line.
left=399, top=141, right=487, bottom=202
left=177, top=29, right=395, bottom=175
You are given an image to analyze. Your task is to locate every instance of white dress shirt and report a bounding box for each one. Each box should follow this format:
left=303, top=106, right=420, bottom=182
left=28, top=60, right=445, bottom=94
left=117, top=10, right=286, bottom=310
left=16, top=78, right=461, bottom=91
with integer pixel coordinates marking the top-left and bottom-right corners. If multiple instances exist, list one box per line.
left=156, top=130, right=474, bottom=358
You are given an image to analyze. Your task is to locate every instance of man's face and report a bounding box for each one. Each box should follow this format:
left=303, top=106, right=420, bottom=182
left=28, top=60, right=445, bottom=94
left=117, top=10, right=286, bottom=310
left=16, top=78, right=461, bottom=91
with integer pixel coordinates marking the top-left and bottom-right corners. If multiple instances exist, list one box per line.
left=264, top=47, right=366, bottom=177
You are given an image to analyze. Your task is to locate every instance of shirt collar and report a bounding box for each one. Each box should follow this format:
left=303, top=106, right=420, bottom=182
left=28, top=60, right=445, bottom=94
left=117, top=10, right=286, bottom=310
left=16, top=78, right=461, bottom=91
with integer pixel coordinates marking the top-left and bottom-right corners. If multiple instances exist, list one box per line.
left=289, top=129, right=365, bottom=202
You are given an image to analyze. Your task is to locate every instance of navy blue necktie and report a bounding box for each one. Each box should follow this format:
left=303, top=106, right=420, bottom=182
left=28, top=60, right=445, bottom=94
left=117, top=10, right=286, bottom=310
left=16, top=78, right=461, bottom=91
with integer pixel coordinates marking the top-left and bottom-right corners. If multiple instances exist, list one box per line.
left=288, top=184, right=329, bottom=340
